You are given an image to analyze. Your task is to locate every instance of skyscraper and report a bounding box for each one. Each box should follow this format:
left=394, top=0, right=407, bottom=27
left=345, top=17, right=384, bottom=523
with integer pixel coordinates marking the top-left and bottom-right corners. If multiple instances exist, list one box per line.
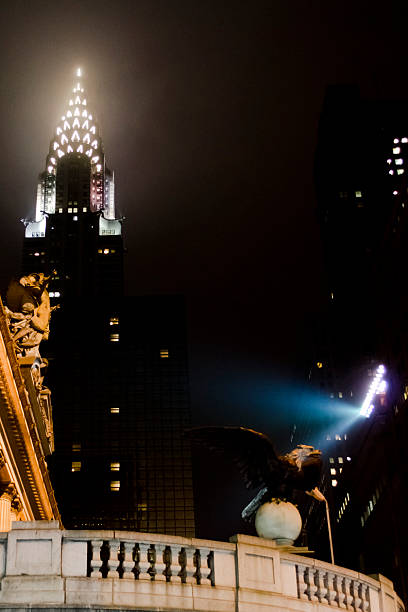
left=23, top=68, right=123, bottom=299
left=21, top=70, right=195, bottom=536
left=302, top=85, right=408, bottom=603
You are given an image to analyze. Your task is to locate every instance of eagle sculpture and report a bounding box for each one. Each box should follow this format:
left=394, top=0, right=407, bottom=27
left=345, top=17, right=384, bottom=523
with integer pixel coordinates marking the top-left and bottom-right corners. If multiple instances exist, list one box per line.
left=186, top=426, right=324, bottom=521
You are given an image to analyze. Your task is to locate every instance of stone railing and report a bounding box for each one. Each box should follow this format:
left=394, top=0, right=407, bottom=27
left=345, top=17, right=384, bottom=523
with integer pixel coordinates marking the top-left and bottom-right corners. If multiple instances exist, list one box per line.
left=0, top=521, right=404, bottom=612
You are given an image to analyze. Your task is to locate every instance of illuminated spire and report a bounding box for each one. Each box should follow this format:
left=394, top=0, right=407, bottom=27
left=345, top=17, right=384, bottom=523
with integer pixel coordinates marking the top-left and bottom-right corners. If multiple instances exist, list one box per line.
left=38, top=70, right=116, bottom=219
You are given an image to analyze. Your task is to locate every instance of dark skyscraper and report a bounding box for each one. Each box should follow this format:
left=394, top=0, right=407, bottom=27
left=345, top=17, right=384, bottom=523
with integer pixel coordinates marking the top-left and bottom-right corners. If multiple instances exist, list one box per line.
left=21, top=70, right=195, bottom=536
left=301, top=86, right=408, bottom=604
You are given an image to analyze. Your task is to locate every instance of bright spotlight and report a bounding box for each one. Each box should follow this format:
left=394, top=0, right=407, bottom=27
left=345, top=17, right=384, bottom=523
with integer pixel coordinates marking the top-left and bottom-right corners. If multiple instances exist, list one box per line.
left=360, top=364, right=386, bottom=418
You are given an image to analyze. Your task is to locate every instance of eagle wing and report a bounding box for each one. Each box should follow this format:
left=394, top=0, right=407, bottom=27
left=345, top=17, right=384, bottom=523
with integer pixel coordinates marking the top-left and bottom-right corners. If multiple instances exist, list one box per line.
left=186, top=426, right=282, bottom=490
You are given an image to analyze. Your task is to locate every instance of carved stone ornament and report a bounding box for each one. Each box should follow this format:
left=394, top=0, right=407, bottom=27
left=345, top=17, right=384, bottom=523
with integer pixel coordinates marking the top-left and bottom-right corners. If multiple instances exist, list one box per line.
left=11, top=494, right=23, bottom=513
left=0, top=483, right=17, bottom=501
left=5, top=272, right=58, bottom=358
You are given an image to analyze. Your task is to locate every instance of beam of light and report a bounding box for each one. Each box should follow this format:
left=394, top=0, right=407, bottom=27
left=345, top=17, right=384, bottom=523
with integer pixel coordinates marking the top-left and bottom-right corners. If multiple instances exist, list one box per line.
left=360, top=365, right=386, bottom=418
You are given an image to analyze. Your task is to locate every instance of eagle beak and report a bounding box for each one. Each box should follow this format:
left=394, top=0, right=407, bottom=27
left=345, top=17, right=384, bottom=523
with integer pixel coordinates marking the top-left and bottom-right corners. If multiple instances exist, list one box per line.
left=306, top=487, right=326, bottom=502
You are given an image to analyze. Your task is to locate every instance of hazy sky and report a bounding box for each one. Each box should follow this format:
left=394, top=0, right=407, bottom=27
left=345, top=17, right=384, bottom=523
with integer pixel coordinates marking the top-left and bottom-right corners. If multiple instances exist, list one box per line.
left=1, top=0, right=408, bottom=537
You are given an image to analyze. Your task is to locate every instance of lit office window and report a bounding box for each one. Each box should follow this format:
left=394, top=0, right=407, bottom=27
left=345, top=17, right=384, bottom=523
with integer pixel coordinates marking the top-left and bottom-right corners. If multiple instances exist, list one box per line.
left=71, top=461, right=81, bottom=472
left=160, top=349, right=169, bottom=359
left=329, top=457, right=334, bottom=464
left=394, top=138, right=400, bottom=144
left=335, top=434, right=341, bottom=440
left=110, top=462, right=120, bottom=471
left=395, top=158, right=403, bottom=165
left=402, top=138, right=408, bottom=143
left=109, top=317, right=119, bottom=326
left=73, top=216, right=78, bottom=221
left=72, top=443, right=81, bottom=452
left=59, top=208, right=63, bottom=213
left=110, top=481, right=120, bottom=492
left=338, top=457, right=343, bottom=463
left=393, top=147, right=401, bottom=154
left=103, top=248, right=109, bottom=254
left=355, top=191, right=362, bottom=198
left=330, top=468, right=336, bottom=475
left=110, top=333, right=120, bottom=342
left=110, top=407, right=120, bottom=414
left=68, top=207, right=72, bottom=213
left=397, top=169, right=405, bottom=175
left=331, top=479, right=338, bottom=487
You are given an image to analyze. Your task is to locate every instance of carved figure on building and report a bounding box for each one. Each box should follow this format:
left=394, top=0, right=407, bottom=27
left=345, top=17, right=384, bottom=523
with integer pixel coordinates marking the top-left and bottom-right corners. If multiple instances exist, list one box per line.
left=5, top=272, right=58, bottom=357
left=187, top=426, right=323, bottom=522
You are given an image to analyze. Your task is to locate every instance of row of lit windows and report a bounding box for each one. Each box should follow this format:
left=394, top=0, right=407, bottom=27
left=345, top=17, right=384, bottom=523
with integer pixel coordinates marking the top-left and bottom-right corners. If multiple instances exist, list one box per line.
left=329, top=456, right=351, bottom=464
left=360, top=480, right=384, bottom=527
left=339, top=190, right=362, bottom=199
left=337, top=492, right=350, bottom=523
left=61, top=207, right=88, bottom=213
left=98, top=248, right=117, bottom=255
left=326, top=433, right=348, bottom=441
left=71, top=461, right=120, bottom=472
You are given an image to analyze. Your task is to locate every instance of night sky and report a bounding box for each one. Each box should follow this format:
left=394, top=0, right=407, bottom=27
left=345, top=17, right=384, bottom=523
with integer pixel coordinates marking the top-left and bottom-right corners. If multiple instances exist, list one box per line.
left=1, top=0, right=408, bottom=539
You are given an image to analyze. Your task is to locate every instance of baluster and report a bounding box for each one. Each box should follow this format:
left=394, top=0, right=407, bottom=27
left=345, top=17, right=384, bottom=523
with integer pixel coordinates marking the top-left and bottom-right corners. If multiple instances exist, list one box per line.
left=154, top=544, right=167, bottom=582
left=122, top=541, right=135, bottom=580
left=326, top=571, right=337, bottom=606
left=90, top=540, right=103, bottom=579
left=359, top=583, right=370, bottom=611
left=316, top=568, right=328, bottom=604
left=334, top=575, right=347, bottom=608
left=199, top=548, right=211, bottom=586
left=351, top=580, right=362, bottom=610
left=185, top=547, right=196, bottom=584
left=344, top=577, right=354, bottom=610
left=107, top=539, right=120, bottom=578
left=168, top=546, right=182, bottom=583
left=296, top=564, right=308, bottom=600
left=306, top=567, right=318, bottom=601
left=138, top=543, right=152, bottom=581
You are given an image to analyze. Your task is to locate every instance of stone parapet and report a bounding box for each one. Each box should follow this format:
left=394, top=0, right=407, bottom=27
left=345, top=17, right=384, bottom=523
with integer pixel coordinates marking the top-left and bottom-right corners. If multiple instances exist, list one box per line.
left=0, top=521, right=404, bottom=612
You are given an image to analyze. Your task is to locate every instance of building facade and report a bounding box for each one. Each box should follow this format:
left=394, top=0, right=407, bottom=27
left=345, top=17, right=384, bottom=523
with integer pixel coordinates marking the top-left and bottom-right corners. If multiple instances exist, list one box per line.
left=0, top=298, right=60, bottom=530
left=20, top=70, right=194, bottom=536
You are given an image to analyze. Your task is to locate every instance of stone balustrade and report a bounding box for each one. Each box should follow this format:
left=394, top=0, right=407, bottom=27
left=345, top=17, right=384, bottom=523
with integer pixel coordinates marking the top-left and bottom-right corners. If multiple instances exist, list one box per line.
left=0, top=521, right=404, bottom=612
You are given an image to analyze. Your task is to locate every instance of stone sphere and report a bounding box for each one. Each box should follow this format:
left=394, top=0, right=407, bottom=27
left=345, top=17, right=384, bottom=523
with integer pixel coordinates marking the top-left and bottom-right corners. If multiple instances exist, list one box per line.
left=255, top=500, right=302, bottom=545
